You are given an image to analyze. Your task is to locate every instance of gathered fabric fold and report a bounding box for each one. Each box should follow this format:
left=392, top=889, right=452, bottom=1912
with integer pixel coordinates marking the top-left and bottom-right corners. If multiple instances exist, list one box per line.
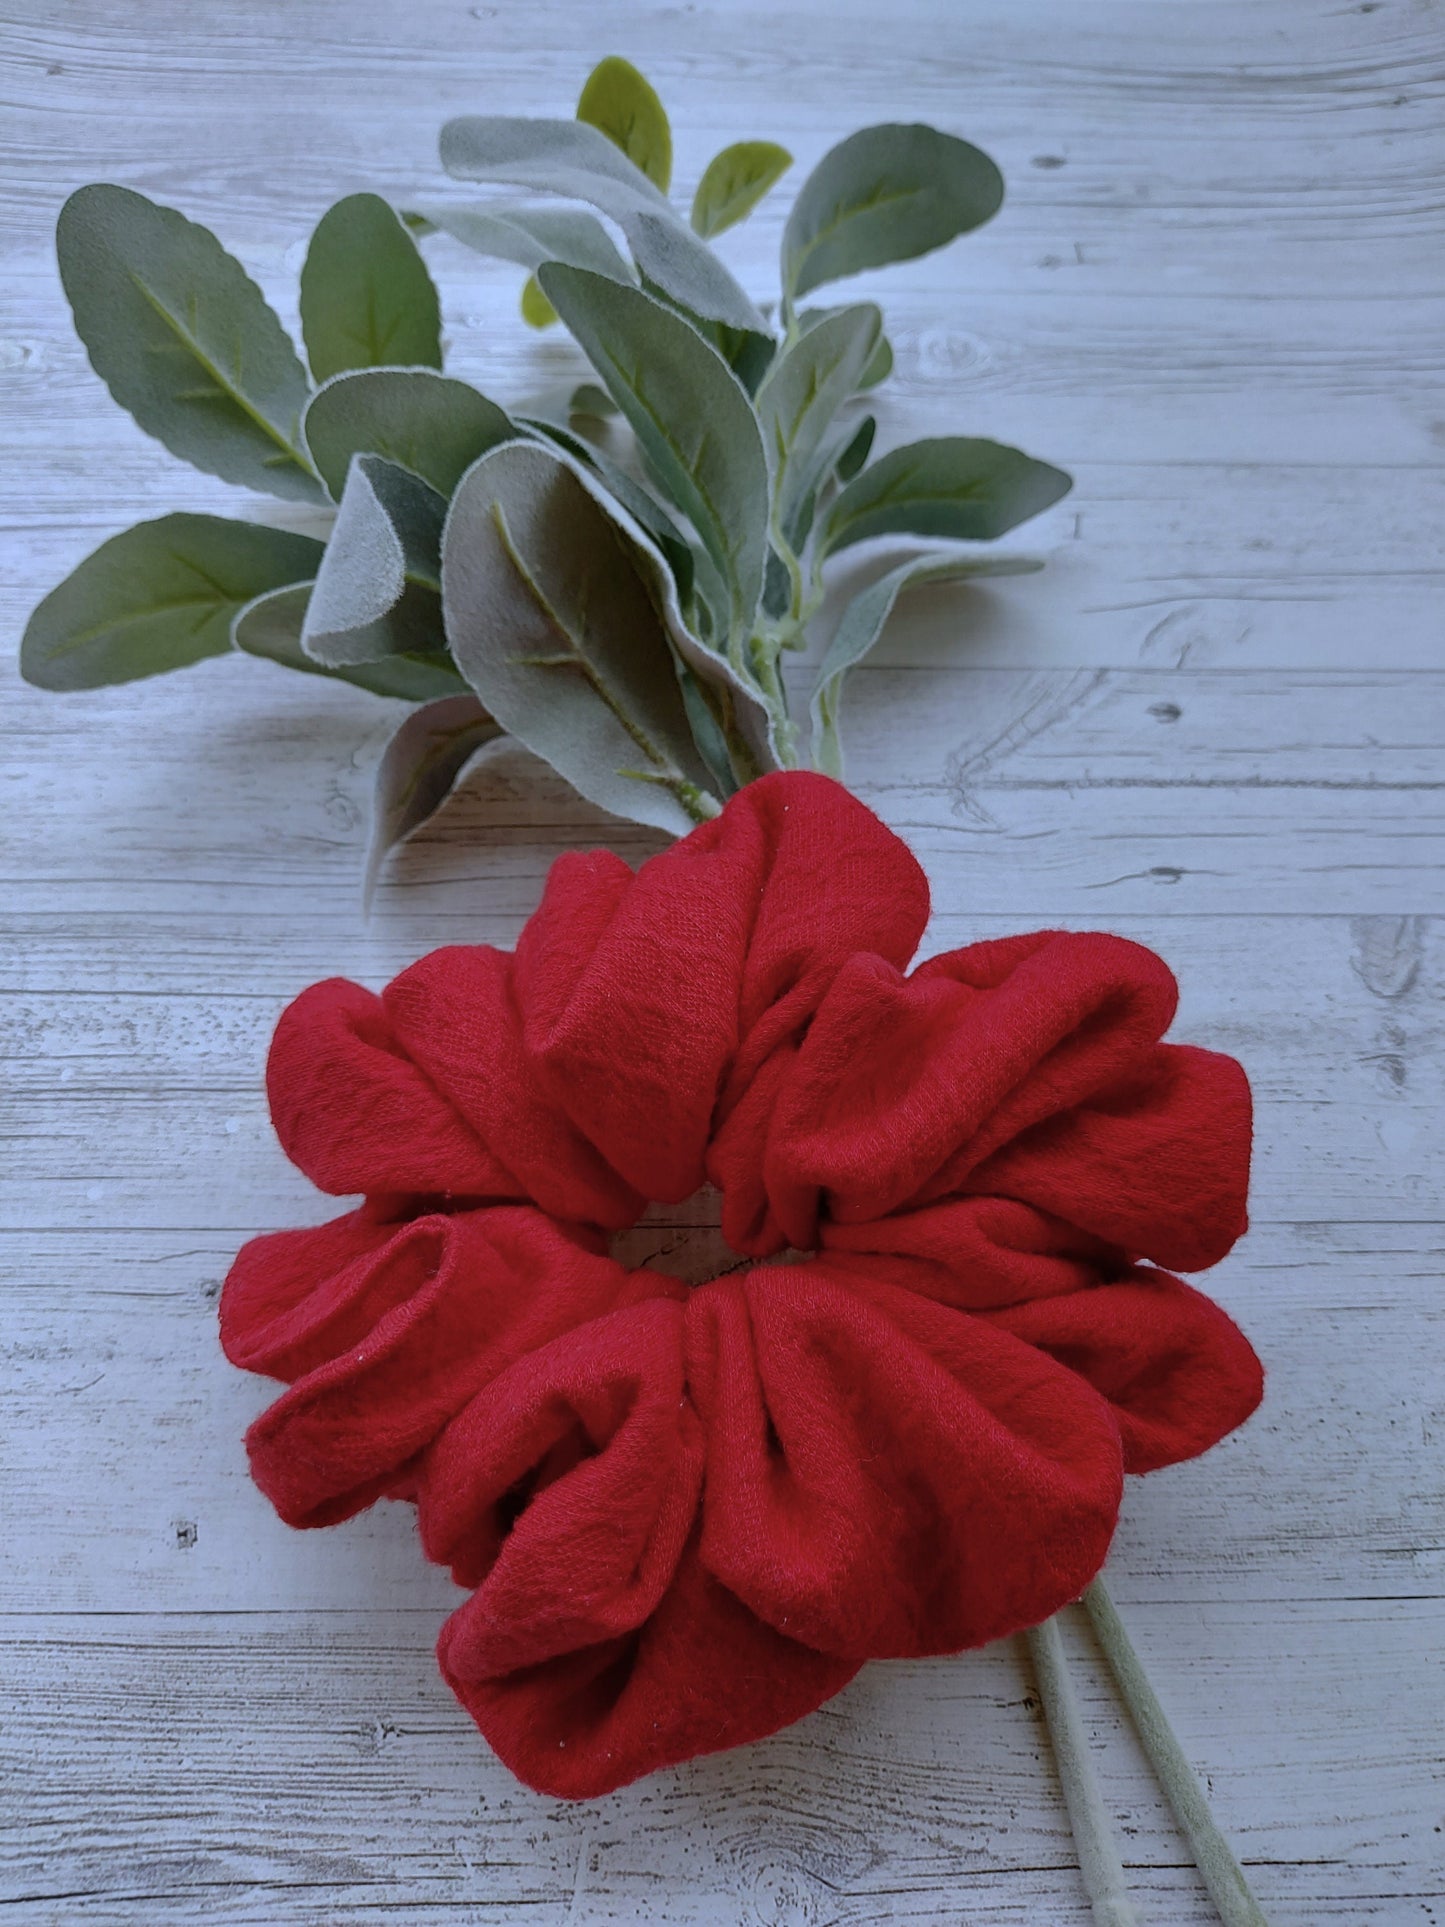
left=222, top=770, right=1262, bottom=1798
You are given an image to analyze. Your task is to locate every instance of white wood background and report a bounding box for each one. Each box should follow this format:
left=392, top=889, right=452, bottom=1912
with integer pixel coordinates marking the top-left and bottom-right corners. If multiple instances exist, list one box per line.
left=2, top=1, right=1443, bottom=1920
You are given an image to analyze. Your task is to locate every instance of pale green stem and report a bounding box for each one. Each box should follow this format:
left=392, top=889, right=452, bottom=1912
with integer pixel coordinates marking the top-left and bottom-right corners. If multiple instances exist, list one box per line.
left=1083, top=1581, right=1271, bottom=1927
left=1025, top=1616, right=1141, bottom=1927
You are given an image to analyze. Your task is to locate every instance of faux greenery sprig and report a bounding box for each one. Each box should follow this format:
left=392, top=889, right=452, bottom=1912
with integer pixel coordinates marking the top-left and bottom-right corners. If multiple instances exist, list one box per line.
left=21, top=56, right=1071, bottom=891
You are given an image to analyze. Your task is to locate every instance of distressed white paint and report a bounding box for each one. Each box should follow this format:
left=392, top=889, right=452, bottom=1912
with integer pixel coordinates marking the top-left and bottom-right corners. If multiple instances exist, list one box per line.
left=1, top=1, right=1443, bottom=1921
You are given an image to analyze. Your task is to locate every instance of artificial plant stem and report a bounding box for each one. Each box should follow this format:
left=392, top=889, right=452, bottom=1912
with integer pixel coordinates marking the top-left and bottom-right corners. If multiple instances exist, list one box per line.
left=1083, top=1580, right=1270, bottom=1927
left=1025, top=1616, right=1141, bottom=1927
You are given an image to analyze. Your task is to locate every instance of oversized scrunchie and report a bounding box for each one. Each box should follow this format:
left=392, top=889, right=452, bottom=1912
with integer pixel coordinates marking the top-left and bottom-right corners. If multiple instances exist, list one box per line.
left=220, top=771, right=1262, bottom=1799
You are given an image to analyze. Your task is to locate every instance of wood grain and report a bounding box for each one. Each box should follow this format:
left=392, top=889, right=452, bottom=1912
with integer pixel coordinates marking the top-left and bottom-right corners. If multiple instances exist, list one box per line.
left=2, top=1, right=1442, bottom=1921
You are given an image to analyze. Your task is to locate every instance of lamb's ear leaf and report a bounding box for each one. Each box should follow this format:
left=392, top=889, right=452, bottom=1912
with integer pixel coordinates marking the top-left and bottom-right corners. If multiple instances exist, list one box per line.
left=835, top=412, right=876, bottom=481
left=20, top=513, right=324, bottom=690
left=364, top=693, right=505, bottom=911
left=302, top=455, right=447, bottom=666
left=782, top=124, right=1004, bottom=302
left=535, top=263, right=769, bottom=652
left=576, top=56, right=672, bottom=192
left=518, top=414, right=702, bottom=614
left=442, top=439, right=728, bottom=833
left=56, top=184, right=323, bottom=501
left=755, top=302, right=881, bottom=537
left=302, top=367, right=515, bottom=499
left=822, top=436, right=1073, bottom=555
left=811, top=551, right=1043, bottom=776
left=407, top=200, right=633, bottom=279
left=300, top=193, right=443, bottom=382
left=691, top=141, right=792, bottom=238
left=438, top=116, right=764, bottom=331
left=232, top=581, right=466, bottom=700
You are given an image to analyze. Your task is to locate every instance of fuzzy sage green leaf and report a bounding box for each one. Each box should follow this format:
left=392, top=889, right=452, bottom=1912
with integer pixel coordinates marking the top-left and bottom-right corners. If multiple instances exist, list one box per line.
left=811, top=551, right=1044, bottom=776
left=756, top=303, right=881, bottom=541
left=57, top=185, right=324, bottom=501
left=576, top=56, right=672, bottom=192
left=782, top=124, right=1004, bottom=303
left=233, top=582, right=465, bottom=700
left=442, top=438, right=721, bottom=834
left=365, top=693, right=505, bottom=910
left=21, top=513, right=325, bottom=690
left=536, top=263, right=769, bottom=657
left=302, top=455, right=446, bottom=666
left=303, top=367, right=515, bottom=499
left=692, top=141, right=793, bottom=238
left=439, top=115, right=765, bottom=332
left=300, top=193, right=442, bottom=381
left=822, top=436, right=1073, bottom=555
left=408, top=200, right=633, bottom=280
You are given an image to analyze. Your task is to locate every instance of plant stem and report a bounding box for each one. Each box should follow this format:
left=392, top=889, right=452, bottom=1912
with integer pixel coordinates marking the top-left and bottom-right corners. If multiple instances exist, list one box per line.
left=1025, top=1616, right=1141, bottom=1927
left=1083, top=1581, right=1270, bottom=1927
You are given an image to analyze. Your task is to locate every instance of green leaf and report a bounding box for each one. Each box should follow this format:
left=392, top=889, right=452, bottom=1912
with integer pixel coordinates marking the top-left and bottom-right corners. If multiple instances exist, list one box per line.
left=822, top=436, right=1072, bottom=555
left=835, top=412, right=876, bottom=481
left=520, top=274, right=558, bottom=328
left=303, top=455, right=447, bottom=666
left=439, top=116, right=764, bottom=331
left=233, top=581, right=465, bottom=700
left=755, top=302, right=881, bottom=538
left=365, top=693, right=505, bottom=910
left=20, top=512, right=324, bottom=690
left=518, top=415, right=700, bottom=611
left=407, top=200, right=633, bottom=280
left=535, top=264, right=769, bottom=654
left=860, top=331, right=893, bottom=388
left=691, top=140, right=792, bottom=238
left=811, top=552, right=1044, bottom=777
left=576, top=56, right=672, bottom=192
left=302, top=367, right=515, bottom=499
left=782, top=124, right=1004, bottom=303
left=442, top=438, right=723, bottom=833
left=299, top=193, right=442, bottom=382
left=56, top=184, right=323, bottom=501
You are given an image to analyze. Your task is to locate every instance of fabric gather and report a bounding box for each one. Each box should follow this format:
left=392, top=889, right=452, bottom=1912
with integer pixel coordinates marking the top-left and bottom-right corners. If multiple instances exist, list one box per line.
left=220, top=770, right=1262, bottom=1799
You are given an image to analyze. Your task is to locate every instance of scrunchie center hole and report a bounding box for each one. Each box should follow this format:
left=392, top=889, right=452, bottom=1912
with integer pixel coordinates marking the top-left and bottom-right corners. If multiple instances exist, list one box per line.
left=611, top=1185, right=813, bottom=1285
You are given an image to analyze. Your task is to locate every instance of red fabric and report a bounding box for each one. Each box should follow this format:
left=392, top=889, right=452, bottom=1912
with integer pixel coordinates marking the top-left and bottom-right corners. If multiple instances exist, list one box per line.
left=221, top=771, right=1262, bottom=1798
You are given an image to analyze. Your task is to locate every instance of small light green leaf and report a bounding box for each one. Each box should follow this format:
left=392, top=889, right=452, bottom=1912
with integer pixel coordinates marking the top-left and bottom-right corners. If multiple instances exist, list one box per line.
left=407, top=200, right=633, bottom=280
left=21, top=513, right=324, bottom=690
left=811, top=552, right=1044, bottom=777
left=365, top=693, right=505, bottom=910
left=520, top=274, right=558, bottom=327
left=755, top=302, right=881, bottom=537
left=233, top=581, right=466, bottom=701
left=56, top=184, right=322, bottom=501
left=823, top=436, right=1072, bottom=555
left=299, top=193, right=442, bottom=382
left=303, top=455, right=447, bottom=666
left=782, top=124, right=1004, bottom=303
left=303, top=367, right=515, bottom=500
left=439, top=116, right=764, bottom=331
left=442, top=438, right=722, bottom=834
left=691, top=140, right=792, bottom=238
left=535, top=264, right=769, bottom=654
left=576, top=56, right=672, bottom=192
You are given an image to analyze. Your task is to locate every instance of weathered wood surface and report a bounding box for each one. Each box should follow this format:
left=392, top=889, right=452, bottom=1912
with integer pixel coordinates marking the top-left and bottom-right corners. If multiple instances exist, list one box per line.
left=1, top=0, right=1442, bottom=1921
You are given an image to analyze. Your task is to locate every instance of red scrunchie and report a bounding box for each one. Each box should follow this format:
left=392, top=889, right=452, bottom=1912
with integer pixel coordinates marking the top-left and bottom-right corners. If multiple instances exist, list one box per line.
left=221, top=771, right=1261, bottom=1798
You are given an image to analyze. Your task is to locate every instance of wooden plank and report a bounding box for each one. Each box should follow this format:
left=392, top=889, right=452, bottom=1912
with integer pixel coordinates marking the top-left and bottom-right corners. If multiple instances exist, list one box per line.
left=0, top=1601, right=1438, bottom=1923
